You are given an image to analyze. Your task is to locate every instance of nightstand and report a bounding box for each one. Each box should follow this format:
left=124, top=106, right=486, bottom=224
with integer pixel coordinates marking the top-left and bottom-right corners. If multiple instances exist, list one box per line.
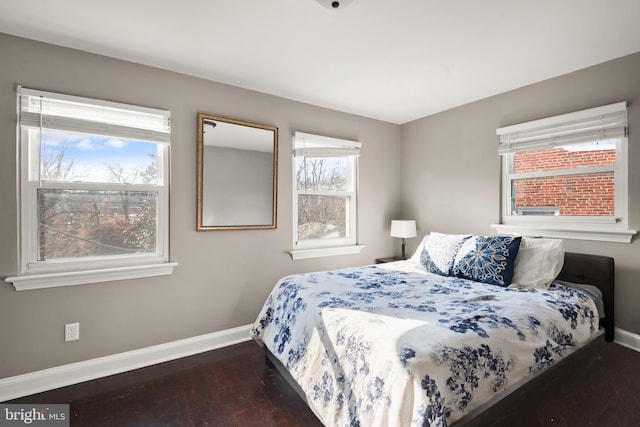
left=375, top=256, right=404, bottom=264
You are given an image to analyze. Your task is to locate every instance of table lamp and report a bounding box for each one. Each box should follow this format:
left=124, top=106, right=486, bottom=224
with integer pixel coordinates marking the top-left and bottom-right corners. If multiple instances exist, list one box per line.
left=390, top=220, right=417, bottom=259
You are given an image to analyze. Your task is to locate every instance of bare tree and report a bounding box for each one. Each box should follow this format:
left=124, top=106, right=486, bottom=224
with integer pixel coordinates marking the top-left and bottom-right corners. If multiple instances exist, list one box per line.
left=125, top=154, right=158, bottom=251
left=41, top=145, right=74, bottom=181
left=296, top=158, right=347, bottom=240
left=40, top=148, right=158, bottom=259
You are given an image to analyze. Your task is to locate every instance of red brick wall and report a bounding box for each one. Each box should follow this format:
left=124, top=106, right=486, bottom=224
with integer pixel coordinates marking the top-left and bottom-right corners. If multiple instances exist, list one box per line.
left=513, top=148, right=615, bottom=216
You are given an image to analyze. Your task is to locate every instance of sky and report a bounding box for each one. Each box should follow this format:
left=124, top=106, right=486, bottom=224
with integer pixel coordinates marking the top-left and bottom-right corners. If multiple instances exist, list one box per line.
left=39, top=129, right=157, bottom=184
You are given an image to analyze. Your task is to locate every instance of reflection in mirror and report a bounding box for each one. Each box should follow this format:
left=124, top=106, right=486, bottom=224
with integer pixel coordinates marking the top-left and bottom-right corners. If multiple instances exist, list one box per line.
left=197, top=113, right=277, bottom=230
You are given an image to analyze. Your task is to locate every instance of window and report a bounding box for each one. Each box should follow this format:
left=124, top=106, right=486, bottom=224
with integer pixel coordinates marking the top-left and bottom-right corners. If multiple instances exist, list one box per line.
left=494, top=102, right=636, bottom=243
left=290, top=132, right=363, bottom=259
left=6, top=87, right=176, bottom=290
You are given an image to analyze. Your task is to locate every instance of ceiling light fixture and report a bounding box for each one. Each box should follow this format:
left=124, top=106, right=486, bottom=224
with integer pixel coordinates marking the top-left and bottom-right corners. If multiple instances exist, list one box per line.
left=315, top=0, right=354, bottom=9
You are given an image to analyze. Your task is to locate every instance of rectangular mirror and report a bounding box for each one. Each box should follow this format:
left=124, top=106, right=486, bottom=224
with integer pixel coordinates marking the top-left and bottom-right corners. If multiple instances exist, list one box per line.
left=197, top=113, right=278, bottom=230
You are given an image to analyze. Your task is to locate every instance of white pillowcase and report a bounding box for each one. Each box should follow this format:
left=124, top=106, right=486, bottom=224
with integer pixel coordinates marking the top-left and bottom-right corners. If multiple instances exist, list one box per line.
left=409, top=234, right=430, bottom=263
left=510, top=237, right=564, bottom=289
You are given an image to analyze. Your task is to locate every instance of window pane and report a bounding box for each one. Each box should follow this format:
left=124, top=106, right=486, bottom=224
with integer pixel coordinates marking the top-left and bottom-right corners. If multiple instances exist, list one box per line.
left=512, top=172, right=614, bottom=216
left=38, top=189, right=157, bottom=260
left=298, top=195, right=349, bottom=240
left=38, top=129, right=159, bottom=184
left=514, top=141, right=616, bottom=174
left=295, top=157, right=348, bottom=191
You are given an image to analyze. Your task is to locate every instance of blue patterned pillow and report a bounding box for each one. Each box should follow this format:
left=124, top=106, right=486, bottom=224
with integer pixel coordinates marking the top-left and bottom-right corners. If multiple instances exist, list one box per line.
left=420, top=232, right=472, bottom=276
left=452, top=235, right=522, bottom=286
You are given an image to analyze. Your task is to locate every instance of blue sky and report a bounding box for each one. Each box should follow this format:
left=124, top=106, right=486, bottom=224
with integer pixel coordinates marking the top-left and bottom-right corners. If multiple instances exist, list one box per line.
left=40, top=129, right=157, bottom=183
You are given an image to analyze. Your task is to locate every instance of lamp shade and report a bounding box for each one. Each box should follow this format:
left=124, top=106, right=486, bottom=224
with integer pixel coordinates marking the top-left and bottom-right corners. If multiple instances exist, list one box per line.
left=390, top=220, right=417, bottom=238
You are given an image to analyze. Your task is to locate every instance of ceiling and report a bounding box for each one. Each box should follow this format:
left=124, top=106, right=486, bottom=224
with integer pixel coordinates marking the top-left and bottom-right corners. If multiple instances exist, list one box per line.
left=1, top=0, right=639, bottom=124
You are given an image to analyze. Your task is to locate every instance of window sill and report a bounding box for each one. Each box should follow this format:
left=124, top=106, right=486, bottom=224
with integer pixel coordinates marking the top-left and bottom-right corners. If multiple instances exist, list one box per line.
left=4, top=262, right=178, bottom=291
left=289, top=245, right=365, bottom=260
left=491, top=224, right=636, bottom=243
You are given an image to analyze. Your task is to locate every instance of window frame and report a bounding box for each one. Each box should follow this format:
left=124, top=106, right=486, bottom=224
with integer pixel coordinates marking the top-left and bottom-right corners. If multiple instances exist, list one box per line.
left=493, top=102, right=636, bottom=243
left=6, top=87, right=176, bottom=290
left=290, top=132, right=364, bottom=259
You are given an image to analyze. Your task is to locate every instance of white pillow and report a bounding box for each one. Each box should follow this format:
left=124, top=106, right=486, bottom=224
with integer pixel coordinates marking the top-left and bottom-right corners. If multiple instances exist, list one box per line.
left=409, top=234, right=430, bottom=263
left=510, top=237, right=564, bottom=289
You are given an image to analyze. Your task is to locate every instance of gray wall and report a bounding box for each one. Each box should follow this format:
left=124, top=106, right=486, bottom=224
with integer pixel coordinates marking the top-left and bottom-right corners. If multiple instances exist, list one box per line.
left=0, top=33, right=402, bottom=378
left=401, top=51, right=640, bottom=335
left=1, top=31, right=638, bottom=381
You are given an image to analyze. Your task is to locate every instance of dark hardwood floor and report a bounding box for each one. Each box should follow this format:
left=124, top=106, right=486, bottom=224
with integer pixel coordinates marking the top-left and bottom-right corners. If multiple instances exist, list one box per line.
left=10, top=341, right=323, bottom=427
left=9, top=337, right=640, bottom=426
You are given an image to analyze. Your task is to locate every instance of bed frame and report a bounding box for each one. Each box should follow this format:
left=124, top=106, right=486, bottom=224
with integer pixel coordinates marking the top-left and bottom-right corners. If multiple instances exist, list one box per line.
left=556, top=252, right=615, bottom=341
left=262, top=251, right=615, bottom=422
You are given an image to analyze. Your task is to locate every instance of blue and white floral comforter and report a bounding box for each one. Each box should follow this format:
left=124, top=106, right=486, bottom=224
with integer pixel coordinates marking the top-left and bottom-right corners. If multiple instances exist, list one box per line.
left=251, top=261, right=600, bottom=427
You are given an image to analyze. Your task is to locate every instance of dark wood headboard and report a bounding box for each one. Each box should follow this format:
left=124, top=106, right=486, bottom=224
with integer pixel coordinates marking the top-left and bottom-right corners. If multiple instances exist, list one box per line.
left=557, top=252, right=615, bottom=341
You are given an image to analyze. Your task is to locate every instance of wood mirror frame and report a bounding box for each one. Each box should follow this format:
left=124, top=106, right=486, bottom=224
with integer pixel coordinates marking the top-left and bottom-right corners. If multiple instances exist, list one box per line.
left=197, top=113, right=277, bottom=230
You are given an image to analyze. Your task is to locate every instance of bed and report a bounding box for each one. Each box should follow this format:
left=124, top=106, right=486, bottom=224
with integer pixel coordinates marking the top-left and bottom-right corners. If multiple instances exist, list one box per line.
left=251, top=234, right=614, bottom=427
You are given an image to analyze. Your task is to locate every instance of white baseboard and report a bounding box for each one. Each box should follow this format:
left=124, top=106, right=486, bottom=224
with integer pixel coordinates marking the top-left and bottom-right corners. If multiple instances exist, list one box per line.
left=615, top=327, right=640, bottom=352
left=0, top=324, right=253, bottom=402
left=1, top=324, right=635, bottom=403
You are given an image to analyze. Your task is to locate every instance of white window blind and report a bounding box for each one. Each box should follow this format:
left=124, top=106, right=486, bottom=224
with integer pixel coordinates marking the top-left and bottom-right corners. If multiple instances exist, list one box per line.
left=18, top=87, right=171, bottom=144
left=293, top=132, right=361, bottom=157
left=497, top=102, right=627, bottom=154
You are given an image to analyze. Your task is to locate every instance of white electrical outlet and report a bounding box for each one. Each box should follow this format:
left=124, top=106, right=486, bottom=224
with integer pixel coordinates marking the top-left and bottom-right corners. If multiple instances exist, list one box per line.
left=65, top=322, right=80, bottom=342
